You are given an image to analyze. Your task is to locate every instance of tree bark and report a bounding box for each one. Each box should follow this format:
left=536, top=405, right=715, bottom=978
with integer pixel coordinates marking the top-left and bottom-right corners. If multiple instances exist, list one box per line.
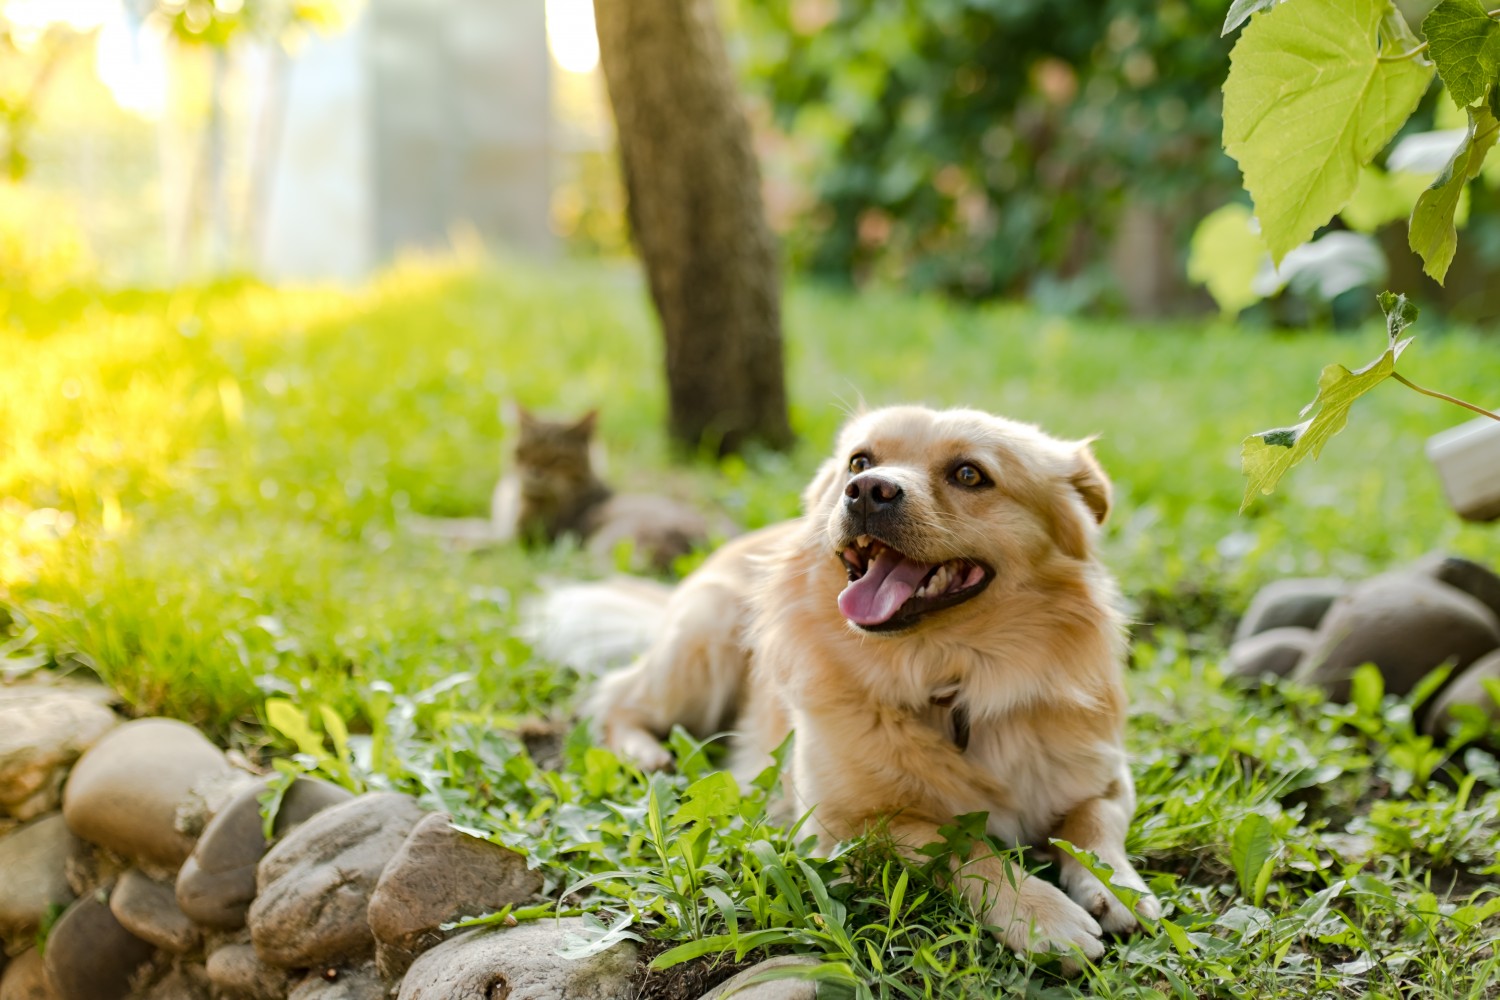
left=593, top=0, right=793, bottom=455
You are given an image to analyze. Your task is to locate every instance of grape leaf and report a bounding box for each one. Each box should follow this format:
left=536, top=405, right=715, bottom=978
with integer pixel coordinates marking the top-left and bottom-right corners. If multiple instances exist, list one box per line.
left=1223, top=0, right=1434, bottom=264
left=1223, top=0, right=1284, bottom=36
left=1409, top=104, right=1500, bottom=282
left=1240, top=292, right=1417, bottom=511
left=1423, top=0, right=1500, bottom=109
left=1187, top=203, right=1266, bottom=315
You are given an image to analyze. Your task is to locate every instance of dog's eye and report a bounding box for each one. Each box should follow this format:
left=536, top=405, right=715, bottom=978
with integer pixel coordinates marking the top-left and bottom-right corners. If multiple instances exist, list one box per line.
left=952, top=463, right=988, bottom=488
left=849, top=454, right=872, bottom=473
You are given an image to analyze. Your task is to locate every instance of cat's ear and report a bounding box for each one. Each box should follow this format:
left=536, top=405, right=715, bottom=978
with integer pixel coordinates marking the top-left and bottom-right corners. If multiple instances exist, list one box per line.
left=505, top=401, right=535, bottom=431
left=569, top=409, right=599, bottom=436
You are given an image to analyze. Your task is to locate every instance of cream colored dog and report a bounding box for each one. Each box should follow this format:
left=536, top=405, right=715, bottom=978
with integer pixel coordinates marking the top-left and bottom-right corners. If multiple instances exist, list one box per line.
left=581, top=405, right=1159, bottom=965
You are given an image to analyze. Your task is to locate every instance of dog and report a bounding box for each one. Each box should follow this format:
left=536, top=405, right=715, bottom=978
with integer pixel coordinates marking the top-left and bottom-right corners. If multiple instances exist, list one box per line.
left=573, top=405, right=1160, bottom=966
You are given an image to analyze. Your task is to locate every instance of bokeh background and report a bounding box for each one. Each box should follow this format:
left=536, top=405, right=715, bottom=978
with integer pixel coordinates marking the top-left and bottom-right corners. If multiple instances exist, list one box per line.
left=6, top=0, right=1498, bottom=323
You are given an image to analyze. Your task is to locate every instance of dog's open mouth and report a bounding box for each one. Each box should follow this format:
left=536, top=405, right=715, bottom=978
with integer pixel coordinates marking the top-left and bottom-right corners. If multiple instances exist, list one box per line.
left=837, top=535, right=992, bottom=631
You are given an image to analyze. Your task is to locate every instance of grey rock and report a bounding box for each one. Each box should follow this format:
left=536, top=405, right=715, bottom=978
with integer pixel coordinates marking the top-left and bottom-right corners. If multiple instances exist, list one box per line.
left=1234, top=578, right=1347, bottom=643
left=109, top=869, right=199, bottom=954
left=287, top=963, right=387, bottom=1000
left=398, top=918, right=639, bottom=1000
left=1423, top=649, right=1500, bottom=740
left=1415, top=553, right=1500, bottom=622
left=205, top=943, right=291, bottom=1000
left=249, top=792, right=427, bottom=969
left=1226, top=627, right=1316, bottom=683
left=367, top=813, right=543, bottom=978
left=0, top=813, right=78, bottom=944
left=1294, top=573, right=1500, bottom=702
left=0, top=949, right=54, bottom=1000
left=135, top=965, right=212, bottom=1000
left=700, top=957, right=821, bottom=1000
left=62, top=719, right=233, bottom=870
left=0, top=682, right=118, bottom=820
left=177, top=777, right=354, bottom=930
left=42, top=894, right=155, bottom=1000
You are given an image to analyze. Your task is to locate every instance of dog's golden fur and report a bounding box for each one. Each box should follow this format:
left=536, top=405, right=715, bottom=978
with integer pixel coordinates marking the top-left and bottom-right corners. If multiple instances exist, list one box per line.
left=584, top=405, right=1158, bottom=964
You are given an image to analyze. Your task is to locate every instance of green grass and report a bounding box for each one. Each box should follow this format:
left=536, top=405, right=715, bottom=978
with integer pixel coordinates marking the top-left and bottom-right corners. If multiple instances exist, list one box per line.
left=3, top=257, right=1499, bottom=997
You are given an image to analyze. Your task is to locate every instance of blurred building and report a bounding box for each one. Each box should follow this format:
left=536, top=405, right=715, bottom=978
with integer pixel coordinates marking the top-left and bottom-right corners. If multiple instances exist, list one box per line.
left=263, top=0, right=553, bottom=282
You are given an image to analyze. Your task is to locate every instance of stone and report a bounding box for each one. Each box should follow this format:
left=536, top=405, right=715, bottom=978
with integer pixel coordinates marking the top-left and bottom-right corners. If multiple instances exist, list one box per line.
left=1234, top=578, right=1347, bottom=643
left=287, top=963, right=386, bottom=1000
left=62, top=718, right=233, bottom=871
left=398, top=918, right=639, bottom=1000
left=0, top=814, right=79, bottom=943
left=109, top=869, right=199, bottom=954
left=1226, top=627, right=1316, bottom=682
left=0, top=682, right=117, bottom=820
left=367, top=812, right=543, bottom=977
left=248, top=792, right=427, bottom=969
left=205, top=943, right=291, bottom=1000
left=136, top=965, right=212, bottom=1000
left=1414, top=554, right=1500, bottom=622
left=1423, top=649, right=1500, bottom=740
left=177, top=777, right=354, bottom=930
left=0, top=949, right=53, bottom=1000
left=1294, top=573, right=1500, bottom=702
left=700, top=957, right=821, bottom=1000
left=41, top=895, right=155, bottom=1000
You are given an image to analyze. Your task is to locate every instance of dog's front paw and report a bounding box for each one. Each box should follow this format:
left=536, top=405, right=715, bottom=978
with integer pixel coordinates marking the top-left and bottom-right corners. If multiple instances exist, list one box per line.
left=610, top=726, right=673, bottom=771
left=989, top=878, right=1104, bottom=973
left=1060, top=865, right=1158, bottom=935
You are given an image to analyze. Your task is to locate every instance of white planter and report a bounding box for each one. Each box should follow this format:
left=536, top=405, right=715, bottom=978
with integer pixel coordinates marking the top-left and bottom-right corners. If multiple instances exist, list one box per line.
left=1426, top=416, right=1500, bottom=522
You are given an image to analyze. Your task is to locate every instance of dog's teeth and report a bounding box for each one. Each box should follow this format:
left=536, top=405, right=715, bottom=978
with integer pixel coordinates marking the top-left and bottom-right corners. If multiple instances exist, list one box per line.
left=929, top=566, right=949, bottom=594
left=857, top=534, right=872, bottom=548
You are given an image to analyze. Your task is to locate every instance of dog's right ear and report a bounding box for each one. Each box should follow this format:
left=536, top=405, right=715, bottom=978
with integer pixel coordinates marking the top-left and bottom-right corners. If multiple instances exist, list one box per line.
left=801, top=457, right=845, bottom=516
left=1068, top=442, right=1112, bottom=525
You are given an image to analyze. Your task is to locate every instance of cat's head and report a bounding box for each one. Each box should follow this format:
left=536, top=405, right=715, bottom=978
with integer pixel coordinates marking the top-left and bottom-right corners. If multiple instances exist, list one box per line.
left=510, top=405, right=601, bottom=493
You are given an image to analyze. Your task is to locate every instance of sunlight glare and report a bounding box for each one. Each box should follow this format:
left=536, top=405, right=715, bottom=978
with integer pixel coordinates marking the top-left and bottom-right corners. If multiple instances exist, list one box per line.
left=545, top=0, right=600, bottom=75
left=94, top=6, right=168, bottom=120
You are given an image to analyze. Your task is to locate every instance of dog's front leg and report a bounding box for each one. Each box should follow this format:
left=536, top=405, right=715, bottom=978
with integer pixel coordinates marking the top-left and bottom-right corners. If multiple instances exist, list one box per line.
left=883, top=815, right=1105, bottom=972
left=1050, top=767, right=1161, bottom=934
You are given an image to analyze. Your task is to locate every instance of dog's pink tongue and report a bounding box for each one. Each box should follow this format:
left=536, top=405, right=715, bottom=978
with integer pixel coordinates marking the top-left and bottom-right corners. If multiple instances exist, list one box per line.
left=838, top=549, right=931, bottom=626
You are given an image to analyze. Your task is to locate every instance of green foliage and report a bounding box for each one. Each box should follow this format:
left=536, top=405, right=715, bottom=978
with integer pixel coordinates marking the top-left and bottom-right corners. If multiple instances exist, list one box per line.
left=1187, top=203, right=1265, bottom=315
left=741, top=0, right=1238, bottom=302
left=1221, top=0, right=1433, bottom=264
left=1240, top=291, right=1415, bottom=510
left=1424, top=0, right=1500, bottom=109
left=1410, top=104, right=1500, bottom=280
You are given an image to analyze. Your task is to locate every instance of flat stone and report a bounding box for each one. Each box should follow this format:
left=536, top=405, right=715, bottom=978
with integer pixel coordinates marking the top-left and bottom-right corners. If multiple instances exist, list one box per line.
left=205, top=943, right=291, bottom=1000
left=1415, top=553, right=1500, bottom=622
left=700, top=957, right=820, bottom=1000
left=0, top=813, right=79, bottom=944
left=249, top=792, right=427, bottom=968
left=42, top=895, right=155, bottom=1000
left=0, top=683, right=118, bottom=820
left=177, top=777, right=355, bottom=930
left=287, top=963, right=386, bottom=1000
left=1234, top=578, right=1347, bottom=643
left=62, top=718, right=233, bottom=870
left=1226, top=626, right=1316, bottom=683
left=109, top=869, right=199, bottom=954
left=1294, top=573, right=1500, bottom=702
left=398, top=918, right=639, bottom=1000
left=0, top=949, right=53, bottom=1000
left=368, top=813, right=543, bottom=977
left=1423, top=649, right=1500, bottom=740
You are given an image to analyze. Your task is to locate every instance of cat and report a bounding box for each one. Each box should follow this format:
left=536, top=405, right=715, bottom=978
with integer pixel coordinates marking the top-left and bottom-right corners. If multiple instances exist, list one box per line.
left=409, top=406, right=720, bottom=574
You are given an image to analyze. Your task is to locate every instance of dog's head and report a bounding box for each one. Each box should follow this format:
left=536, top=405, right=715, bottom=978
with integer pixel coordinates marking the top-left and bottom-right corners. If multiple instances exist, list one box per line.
left=801, top=406, right=1111, bottom=634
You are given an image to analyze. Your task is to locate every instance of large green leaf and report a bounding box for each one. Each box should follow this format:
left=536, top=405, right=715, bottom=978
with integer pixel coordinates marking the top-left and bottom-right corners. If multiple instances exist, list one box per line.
left=1187, top=203, right=1266, bottom=315
left=1423, top=0, right=1500, bottom=109
left=1223, top=0, right=1434, bottom=264
left=1409, top=104, right=1500, bottom=282
left=1240, top=292, right=1416, bottom=511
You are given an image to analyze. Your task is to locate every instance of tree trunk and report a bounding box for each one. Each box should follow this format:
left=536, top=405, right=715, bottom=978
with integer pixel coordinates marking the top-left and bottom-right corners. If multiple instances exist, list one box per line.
left=592, top=0, right=793, bottom=455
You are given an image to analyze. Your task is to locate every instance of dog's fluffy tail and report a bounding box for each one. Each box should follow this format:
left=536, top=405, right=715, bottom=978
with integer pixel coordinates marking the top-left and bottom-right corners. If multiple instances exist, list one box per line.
left=520, top=576, right=673, bottom=675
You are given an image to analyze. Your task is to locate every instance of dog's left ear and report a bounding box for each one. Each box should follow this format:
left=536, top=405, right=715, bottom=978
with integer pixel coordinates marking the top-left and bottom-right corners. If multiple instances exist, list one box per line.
left=1069, top=441, right=1112, bottom=525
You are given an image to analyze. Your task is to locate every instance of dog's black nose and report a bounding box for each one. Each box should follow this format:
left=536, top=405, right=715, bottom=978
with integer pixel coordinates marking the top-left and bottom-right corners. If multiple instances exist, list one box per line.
left=844, top=474, right=903, bottom=518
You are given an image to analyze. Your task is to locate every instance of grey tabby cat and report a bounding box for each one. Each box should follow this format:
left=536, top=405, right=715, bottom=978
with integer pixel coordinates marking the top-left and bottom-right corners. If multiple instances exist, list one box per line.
left=412, top=406, right=717, bottom=574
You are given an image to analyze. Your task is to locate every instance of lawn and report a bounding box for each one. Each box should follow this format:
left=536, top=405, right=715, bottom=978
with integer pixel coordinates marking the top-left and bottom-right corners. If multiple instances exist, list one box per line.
left=3, top=256, right=1499, bottom=997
